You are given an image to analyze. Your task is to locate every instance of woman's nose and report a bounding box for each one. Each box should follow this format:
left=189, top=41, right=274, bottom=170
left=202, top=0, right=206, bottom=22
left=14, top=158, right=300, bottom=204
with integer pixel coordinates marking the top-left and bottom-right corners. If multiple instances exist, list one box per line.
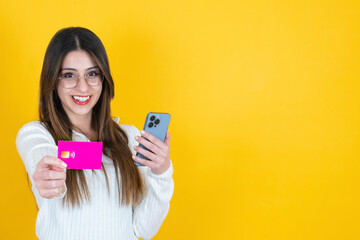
left=76, top=76, right=90, bottom=92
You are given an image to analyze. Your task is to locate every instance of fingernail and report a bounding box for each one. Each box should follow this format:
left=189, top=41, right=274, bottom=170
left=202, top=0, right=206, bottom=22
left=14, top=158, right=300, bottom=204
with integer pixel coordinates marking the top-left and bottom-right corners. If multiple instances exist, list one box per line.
left=140, top=130, right=145, bottom=135
left=132, top=155, right=136, bottom=159
left=135, top=136, right=139, bottom=140
left=61, top=162, right=67, bottom=168
left=133, top=146, right=137, bottom=150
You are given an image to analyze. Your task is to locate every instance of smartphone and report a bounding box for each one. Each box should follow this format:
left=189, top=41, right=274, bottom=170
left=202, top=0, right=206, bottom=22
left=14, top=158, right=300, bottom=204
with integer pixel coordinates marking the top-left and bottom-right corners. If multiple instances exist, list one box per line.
left=135, top=112, right=171, bottom=166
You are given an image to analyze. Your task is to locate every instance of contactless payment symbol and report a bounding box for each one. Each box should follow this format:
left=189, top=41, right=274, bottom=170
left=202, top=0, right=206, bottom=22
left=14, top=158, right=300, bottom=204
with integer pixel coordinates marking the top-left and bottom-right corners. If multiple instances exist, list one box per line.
left=61, top=151, right=75, bottom=159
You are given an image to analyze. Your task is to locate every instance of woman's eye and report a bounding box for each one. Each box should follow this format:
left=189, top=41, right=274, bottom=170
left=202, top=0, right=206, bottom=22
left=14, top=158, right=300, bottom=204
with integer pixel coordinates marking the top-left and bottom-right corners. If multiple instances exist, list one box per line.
left=88, top=71, right=100, bottom=77
left=62, top=72, right=75, bottom=78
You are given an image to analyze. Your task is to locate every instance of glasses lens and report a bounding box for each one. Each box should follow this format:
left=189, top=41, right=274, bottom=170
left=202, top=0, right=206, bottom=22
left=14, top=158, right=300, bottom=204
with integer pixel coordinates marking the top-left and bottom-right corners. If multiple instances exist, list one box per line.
left=86, top=71, right=103, bottom=86
left=59, top=72, right=78, bottom=89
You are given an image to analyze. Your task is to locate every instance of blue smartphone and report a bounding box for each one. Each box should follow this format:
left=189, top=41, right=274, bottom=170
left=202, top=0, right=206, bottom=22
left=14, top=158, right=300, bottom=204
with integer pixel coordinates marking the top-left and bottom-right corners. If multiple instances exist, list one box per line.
left=135, top=112, right=171, bottom=166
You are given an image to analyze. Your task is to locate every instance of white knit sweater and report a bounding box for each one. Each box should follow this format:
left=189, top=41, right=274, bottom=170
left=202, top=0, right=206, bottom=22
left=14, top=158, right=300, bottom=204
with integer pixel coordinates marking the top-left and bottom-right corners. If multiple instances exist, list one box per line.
left=16, top=120, right=174, bottom=240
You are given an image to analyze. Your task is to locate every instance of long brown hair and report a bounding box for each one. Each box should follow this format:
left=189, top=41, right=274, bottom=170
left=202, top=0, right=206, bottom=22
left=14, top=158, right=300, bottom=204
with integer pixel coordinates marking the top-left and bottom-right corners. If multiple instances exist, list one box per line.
left=39, top=27, right=143, bottom=208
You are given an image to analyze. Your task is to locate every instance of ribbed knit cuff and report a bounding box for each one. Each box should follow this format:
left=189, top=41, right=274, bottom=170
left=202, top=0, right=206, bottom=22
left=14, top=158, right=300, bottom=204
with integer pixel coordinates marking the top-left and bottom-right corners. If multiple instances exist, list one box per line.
left=147, top=160, right=173, bottom=179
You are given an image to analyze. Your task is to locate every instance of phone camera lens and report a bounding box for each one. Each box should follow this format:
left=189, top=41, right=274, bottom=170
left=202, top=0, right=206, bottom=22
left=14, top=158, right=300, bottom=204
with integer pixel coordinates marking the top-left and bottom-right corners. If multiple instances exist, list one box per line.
left=150, top=116, right=155, bottom=121
left=148, top=122, right=154, bottom=128
left=155, top=119, right=160, bottom=124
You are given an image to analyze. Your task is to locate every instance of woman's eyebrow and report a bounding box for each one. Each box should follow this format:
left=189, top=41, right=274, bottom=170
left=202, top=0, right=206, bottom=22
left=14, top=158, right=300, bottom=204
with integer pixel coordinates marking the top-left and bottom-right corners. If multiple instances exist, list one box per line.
left=61, top=66, right=99, bottom=71
left=87, top=66, right=100, bottom=70
left=61, top=68, right=77, bottom=71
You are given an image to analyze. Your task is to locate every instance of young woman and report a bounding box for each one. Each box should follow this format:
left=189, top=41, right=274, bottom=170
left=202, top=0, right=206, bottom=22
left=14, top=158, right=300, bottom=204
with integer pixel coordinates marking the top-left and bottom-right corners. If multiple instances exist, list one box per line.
left=16, top=27, right=174, bottom=240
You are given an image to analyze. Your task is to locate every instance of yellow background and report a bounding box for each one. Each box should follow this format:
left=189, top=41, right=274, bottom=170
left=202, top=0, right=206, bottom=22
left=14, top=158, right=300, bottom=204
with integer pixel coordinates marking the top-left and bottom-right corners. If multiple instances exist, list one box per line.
left=1, top=0, right=359, bottom=239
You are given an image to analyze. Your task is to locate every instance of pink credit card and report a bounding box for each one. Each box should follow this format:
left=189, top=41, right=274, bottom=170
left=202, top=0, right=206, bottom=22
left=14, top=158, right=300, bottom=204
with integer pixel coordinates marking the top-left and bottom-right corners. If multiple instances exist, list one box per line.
left=57, top=141, right=103, bottom=169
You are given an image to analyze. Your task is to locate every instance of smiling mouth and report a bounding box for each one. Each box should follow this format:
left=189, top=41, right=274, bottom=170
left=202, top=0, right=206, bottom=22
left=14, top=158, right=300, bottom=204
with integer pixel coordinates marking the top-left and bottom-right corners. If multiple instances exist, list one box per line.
left=72, top=96, right=90, bottom=101
left=71, top=95, right=91, bottom=105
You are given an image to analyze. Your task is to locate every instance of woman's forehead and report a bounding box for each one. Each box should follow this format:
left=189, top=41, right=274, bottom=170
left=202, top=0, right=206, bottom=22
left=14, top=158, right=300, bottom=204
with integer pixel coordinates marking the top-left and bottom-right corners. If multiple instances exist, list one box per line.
left=62, top=50, right=97, bottom=70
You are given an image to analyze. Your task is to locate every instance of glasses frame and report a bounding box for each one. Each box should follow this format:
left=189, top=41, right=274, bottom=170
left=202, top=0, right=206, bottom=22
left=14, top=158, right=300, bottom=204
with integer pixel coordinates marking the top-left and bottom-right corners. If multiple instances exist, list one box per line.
left=58, top=71, right=104, bottom=89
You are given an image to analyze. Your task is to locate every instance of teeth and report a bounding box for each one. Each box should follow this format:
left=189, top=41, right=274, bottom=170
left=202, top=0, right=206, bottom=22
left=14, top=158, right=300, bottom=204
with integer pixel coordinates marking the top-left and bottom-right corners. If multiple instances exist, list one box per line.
left=73, top=96, right=90, bottom=102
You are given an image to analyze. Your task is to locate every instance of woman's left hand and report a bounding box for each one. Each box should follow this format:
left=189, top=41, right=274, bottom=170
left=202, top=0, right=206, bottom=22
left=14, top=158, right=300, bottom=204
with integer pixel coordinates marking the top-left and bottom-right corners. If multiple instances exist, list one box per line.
left=132, top=129, right=171, bottom=175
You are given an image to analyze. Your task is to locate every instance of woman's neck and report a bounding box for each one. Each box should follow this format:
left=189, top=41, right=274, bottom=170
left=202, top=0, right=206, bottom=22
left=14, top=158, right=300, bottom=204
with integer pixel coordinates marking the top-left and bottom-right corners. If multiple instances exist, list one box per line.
left=69, top=114, right=97, bottom=141
left=73, top=125, right=96, bottom=140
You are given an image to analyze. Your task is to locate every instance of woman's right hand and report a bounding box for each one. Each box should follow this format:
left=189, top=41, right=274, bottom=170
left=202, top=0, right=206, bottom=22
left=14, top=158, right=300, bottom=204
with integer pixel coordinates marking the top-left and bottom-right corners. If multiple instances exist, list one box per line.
left=33, top=155, right=67, bottom=199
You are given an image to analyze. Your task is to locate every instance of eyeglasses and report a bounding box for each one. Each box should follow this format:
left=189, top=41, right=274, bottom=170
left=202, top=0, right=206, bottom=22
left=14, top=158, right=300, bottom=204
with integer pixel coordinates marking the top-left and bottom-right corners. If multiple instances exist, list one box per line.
left=58, top=70, right=104, bottom=89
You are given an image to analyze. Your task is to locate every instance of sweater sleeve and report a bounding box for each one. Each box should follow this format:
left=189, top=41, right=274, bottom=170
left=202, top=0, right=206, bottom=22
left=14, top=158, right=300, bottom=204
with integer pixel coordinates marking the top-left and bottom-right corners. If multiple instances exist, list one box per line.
left=124, top=125, right=174, bottom=240
left=15, top=121, right=66, bottom=206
